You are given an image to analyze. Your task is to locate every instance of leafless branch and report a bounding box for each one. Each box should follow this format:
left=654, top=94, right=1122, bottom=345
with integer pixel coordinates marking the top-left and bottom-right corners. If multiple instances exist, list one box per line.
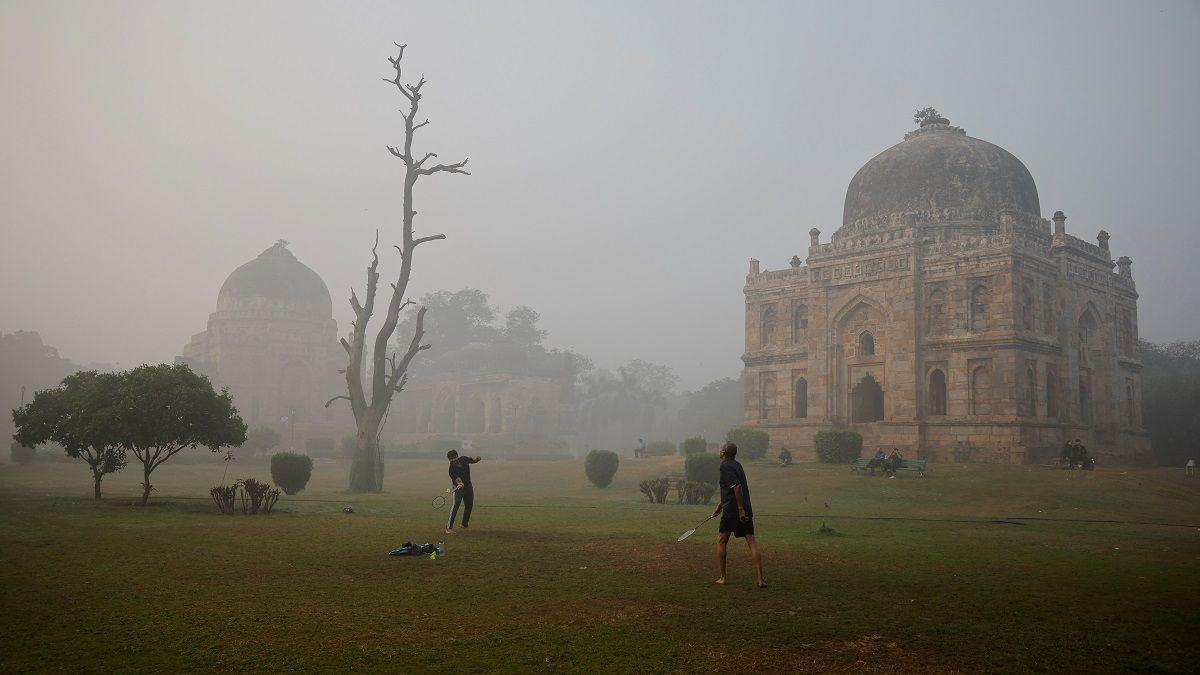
left=413, top=234, right=447, bottom=246
left=324, top=395, right=351, bottom=408
left=417, top=157, right=470, bottom=176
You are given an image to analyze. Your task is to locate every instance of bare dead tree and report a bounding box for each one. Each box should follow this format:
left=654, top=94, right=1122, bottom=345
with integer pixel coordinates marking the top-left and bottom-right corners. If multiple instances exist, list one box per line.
left=334, top=43, right=470, bottom=493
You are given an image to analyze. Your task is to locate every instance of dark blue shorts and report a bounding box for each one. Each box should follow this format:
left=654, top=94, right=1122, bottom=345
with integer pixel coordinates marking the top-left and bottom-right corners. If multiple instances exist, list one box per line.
left=719, top=516, right=754, bottom=538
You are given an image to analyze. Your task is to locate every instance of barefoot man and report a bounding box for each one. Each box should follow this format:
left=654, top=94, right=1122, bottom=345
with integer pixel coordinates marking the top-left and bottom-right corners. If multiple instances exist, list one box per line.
left=445, top=449, right=481, bottom=535
left=713, top=442, right=766, bottom=587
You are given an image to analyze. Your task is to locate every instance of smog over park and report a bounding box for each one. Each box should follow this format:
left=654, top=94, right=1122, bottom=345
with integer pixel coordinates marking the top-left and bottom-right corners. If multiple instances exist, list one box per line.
left=1, top=2, right=1198, bottom=673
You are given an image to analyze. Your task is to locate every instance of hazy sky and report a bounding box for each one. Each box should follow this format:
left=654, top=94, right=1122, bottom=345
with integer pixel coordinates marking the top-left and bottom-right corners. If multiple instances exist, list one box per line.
left=2, top=0, right=1198, bottom=389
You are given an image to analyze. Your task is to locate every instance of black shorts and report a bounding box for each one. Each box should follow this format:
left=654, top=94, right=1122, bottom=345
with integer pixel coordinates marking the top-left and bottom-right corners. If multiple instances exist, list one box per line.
left=719, top=516, right=755, bottom=538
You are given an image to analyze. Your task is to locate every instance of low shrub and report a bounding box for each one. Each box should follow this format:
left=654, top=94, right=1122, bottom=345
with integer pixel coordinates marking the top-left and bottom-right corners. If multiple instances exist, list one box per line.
left=645, top=440, right=676, bottom=457
left=210, top=484, right=237, bottom=515
left=675, top=480, right=716, bottom=505
left=210, top=479, right=280, bottom=515
left=726, top=427, right=770, bottom=460
left=270, top=452, right=314, bottom=495
left=685, top=452, right=721, bottom=485
left=10, top=440, right=35, bottom=465
left=814, top=429, right=863, bottom=464
left=639, top=478, right=670, bottom=504
left=239, top=478, right=280, bottom=514
left=584, top=449, right=620, bottom=488
left=304, top=437, right=335, bottom=457
left=681, top=437, right=707, bottom=455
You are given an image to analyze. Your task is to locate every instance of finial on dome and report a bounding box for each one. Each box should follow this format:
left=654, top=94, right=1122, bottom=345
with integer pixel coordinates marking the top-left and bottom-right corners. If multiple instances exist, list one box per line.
left=260, top=239, right=296, bottom=259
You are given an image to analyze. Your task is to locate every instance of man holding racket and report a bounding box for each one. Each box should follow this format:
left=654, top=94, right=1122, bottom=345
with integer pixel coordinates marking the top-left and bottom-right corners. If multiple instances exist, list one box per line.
left=712, top=442, right=766, bottom=587
left=445, top=449, right=481, bottom=534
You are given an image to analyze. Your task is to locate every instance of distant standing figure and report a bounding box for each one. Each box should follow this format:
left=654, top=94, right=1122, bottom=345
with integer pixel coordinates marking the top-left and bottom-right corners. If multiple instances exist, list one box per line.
left=1186, top=459, right=1195, bottom=477
left=635, top=438, right=647, bottom=459
left=713, top=442, right=766, bottom=588
left=445, top=449, right=482, bottom=534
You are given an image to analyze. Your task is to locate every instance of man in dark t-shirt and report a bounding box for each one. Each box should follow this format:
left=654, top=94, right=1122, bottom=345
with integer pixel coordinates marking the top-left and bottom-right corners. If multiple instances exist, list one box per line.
left=711, top=442, right=766, bottom=588
left=445, top=449, right=481, bottom=534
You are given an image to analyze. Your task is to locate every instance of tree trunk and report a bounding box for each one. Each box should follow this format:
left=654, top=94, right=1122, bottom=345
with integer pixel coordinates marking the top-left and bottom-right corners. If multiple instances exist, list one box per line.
left=92, top=467, right=102, bottom=499
left=348, top=422, right=384, bottom=493
left=140, top=463, right=153, bottom=506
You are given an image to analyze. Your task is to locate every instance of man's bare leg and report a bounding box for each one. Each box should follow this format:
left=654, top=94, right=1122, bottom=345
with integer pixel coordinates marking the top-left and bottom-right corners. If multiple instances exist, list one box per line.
left=715, top=532, right=730, bottom=584
left=745, top=534, right=766, bottom=587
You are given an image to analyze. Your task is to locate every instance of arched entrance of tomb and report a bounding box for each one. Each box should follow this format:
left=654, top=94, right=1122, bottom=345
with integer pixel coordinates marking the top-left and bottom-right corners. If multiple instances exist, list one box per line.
left=488, top=396, right=503, bottom=433
left=436, top=395, right=456, bottom=434
left=851, top=373, right=884, bottom=423
left=831, top=295, right=889, bottom=424
left=464, top=398, right=485, bottom=433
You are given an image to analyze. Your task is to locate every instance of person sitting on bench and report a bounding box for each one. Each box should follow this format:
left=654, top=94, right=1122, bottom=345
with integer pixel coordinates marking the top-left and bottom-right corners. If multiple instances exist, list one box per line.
left=884, top=448, right=904, bottom=478
left=1060, top=441, right=1075, bottom=468
left=866, top=449, right=886, bottom=475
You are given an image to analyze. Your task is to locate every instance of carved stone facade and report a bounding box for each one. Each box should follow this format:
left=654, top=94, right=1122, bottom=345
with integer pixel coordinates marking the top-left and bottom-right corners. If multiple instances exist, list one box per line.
left=742, top=116, right=1151, bottom=465
left=179, top=241, right=350, bottom=446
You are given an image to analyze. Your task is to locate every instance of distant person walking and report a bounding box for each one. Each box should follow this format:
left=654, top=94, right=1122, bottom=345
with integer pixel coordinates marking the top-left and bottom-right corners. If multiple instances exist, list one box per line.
left=445, top=449, right=481, bottom=534
left=635, top=438, right=647, bottom=459
left=713, top=442, right=766, bottom=588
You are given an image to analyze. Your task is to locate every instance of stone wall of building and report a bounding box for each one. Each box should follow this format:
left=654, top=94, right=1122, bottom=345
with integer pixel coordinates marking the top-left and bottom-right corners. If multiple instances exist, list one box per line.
left=740, top=117, right=1152, bottom=465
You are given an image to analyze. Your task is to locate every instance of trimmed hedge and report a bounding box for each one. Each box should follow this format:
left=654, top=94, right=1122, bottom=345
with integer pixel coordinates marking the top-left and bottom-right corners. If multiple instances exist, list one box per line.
left=270, top=452, right=313, bottom=495
left=645, top=440, right=676, bottom=457
left=584, top=449, right=620, bottom=488
left=681, top=437, right=707, bottom=455
left=814, top=429, right=864, bottom=464
left=685, top=452, right=721, bottom=485
left=725, top=427, right=770, bottom=460
left=10, top=440, right=35, bottom=465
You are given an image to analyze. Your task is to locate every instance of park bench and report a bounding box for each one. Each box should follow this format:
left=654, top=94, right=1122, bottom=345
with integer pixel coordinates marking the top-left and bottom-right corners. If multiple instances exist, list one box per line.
left=851, top=458, right=927, bottom=477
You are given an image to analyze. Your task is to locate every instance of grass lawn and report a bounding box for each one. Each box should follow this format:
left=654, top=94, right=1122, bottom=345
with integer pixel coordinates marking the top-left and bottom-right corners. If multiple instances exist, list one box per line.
left=1, top=454, right=1197, bottom=673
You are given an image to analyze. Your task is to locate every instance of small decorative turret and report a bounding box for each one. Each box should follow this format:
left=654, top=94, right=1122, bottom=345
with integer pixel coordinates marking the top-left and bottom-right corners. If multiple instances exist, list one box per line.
left=1117, top=256, right=1133, bottom=279
left=789, top=255, right=802, bottom=268
left=1052, top=210, right=1066, bottom=235
left=1097, top=230, right=1110, bottom=253
left=809, top=227, right=821, bottom=248
left=749, top=258, right=760, bottom=276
